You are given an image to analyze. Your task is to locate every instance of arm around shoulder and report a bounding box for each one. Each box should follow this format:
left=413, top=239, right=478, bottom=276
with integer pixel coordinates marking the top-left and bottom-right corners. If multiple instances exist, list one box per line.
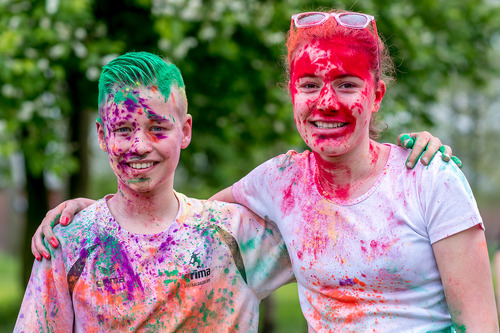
left=209, top=186, right=236, bottom=203
left=432, top=225, right=499, bottom=332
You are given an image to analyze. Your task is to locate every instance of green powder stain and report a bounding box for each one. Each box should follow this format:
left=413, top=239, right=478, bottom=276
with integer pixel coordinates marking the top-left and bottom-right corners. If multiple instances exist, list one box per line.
left=224, top=268, right=229, bottom=274
left=161, top=269, right=180, bottom=286
left=126, top=178, right=150, bottom=184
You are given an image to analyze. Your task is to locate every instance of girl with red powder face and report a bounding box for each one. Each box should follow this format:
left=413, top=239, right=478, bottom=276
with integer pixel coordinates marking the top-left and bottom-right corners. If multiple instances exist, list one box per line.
left=221, top=10, right=496, bottom=332
left=30, top=10, right=494, bottom=333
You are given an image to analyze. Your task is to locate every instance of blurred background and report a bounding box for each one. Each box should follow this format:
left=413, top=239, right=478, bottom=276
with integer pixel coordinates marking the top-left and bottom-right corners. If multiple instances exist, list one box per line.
left=1, top=0, right=500, bottom=331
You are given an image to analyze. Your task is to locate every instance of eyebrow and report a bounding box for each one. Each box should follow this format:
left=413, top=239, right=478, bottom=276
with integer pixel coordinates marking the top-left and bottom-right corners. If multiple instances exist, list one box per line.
left=145, top=110, right=169, bottom=123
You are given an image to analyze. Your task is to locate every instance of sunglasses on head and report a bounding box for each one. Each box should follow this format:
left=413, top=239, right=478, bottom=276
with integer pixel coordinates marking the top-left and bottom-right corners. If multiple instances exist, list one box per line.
left=291, top=11, right=381, bottom=79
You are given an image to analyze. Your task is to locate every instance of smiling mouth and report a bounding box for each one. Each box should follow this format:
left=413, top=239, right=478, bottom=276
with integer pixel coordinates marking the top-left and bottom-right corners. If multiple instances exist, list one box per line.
left=312, top=121, right=347, bottom=129
left=128, top=162, right=156, bottom=169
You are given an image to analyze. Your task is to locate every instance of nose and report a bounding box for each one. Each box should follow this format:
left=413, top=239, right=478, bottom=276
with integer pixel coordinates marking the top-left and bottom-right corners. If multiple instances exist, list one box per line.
left=129, top=129, right=153, bottom=155
left=316, top=84, right=339, bottom=113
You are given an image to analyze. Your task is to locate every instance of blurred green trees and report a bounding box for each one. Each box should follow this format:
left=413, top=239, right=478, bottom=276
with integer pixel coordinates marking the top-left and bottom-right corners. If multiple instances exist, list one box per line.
left=1, top=0, right=500, bottom=287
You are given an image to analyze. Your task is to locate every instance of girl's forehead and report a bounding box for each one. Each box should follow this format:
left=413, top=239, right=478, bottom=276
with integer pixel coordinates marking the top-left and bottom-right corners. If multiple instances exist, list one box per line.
left=292, top=39, right=372, bottom=77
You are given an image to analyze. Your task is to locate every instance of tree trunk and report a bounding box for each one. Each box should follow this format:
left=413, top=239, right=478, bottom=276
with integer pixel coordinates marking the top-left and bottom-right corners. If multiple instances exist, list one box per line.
left=22, top=159, right=49, bottom=287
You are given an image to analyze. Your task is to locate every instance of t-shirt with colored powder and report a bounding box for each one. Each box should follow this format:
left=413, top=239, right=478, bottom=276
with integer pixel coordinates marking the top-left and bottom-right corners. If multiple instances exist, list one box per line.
left=232, top=144, right=483, bottom=333
left=15, top=192, right=294, bottom=332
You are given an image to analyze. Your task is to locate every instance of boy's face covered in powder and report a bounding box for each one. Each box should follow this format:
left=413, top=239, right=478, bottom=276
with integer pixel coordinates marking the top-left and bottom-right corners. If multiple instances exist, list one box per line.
left=98, top=86, right=191, bottom=194
left=289, top=38, right=385, bottom=160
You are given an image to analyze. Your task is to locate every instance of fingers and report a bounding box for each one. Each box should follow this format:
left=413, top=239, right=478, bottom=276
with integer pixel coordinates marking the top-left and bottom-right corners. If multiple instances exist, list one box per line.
left=451, top=156, right=463, bottom=168
left=404, top=131, right=433, bottom=169
left=417, top=135, right=443, bottom=166
left=31, top=219, right=54, bottom=261
left=58, top=199, right=83, bottom=226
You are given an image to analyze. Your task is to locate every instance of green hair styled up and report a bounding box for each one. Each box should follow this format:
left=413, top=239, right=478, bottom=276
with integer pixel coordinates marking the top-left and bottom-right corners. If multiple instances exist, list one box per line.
left=97, top=51, right=186, bottom=113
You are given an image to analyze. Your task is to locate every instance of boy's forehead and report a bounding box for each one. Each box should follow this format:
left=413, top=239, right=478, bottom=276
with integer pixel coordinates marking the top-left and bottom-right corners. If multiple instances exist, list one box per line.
left=101, top=85, right=179, bottom=120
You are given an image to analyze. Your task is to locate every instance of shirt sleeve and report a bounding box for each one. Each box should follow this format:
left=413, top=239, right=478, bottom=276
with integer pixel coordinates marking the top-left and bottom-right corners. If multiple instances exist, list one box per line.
left=220, top=203, right=295, bottom=300
left=14, top=240, right=74, bottom=332
left=232, top=152, right=294, bottom=223
left=419, top=158, right=484, bottom=244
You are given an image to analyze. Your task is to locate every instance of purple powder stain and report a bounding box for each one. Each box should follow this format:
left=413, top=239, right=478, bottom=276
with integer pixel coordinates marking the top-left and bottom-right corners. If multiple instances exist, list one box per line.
left=339, top=278, right=355, bottom=286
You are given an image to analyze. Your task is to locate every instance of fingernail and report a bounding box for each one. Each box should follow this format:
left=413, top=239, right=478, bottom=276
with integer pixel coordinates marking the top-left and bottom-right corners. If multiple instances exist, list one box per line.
left=451, top=156, right=463, bottom=168
left=443, top=153, right=450, bottom=161
left=60, top=216, right=69, bottom=225
left=406, top=161, right=414, bottom=168
left=35, top=254, right=42, bottom=261
left=420, top=156, right=429, bottom=164
left=42, top=252, right=49, bottom=259
left=401, top=135, right=414, bottom=149
left=50, top=238, right=58, bottom=248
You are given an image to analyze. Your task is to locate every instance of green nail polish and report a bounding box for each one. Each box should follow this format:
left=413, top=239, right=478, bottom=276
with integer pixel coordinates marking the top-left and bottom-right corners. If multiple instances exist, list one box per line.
left=451, top=156, right=463, bottom=168
left=400, top=135, right=414, bottom=149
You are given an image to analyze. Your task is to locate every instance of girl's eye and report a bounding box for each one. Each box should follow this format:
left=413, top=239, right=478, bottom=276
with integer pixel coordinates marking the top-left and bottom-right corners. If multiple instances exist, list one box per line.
left=297, top=81, right=320, bottom=91
left=339, top=82, right=356, bottom=89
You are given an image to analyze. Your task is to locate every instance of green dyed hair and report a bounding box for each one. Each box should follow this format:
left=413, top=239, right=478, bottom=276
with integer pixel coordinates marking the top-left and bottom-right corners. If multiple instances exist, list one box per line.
left=98, top=51, right=187, bottom=113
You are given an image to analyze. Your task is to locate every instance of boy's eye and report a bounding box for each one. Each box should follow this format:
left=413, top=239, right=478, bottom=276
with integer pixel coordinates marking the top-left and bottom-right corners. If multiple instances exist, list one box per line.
left=114, top=127, right=131, bottom=133
left=151, top=126, right=165, bottom=132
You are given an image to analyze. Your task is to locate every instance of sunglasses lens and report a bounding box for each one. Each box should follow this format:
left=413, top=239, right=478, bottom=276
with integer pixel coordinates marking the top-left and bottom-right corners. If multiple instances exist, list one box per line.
left=337, top=13, right=370, bottom=28
left=295, top=13, right=327, bottom=27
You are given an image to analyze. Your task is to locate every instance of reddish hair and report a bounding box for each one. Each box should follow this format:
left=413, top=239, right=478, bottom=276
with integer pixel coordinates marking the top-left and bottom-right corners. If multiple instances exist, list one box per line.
left=285, top=9, right=394, bottom=139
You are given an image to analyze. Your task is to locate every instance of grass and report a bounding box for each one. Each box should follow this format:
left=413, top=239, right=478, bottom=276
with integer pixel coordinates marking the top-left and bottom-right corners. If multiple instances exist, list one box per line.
left=0, top=252, right=22, bottom=332
left=269, top=283, right=308, bottom=332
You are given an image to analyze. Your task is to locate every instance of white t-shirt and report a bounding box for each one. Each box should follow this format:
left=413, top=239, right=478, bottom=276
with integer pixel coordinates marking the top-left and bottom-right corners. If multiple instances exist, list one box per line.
left=233, top=144, right=483, bottom=332
left=16, top=192, right=294, bottom=332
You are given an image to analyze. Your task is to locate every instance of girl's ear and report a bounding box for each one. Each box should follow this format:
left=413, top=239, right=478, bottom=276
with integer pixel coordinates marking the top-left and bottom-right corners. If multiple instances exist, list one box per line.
left=372, top=80, right=386, bottom=113
left=96, top=119, right=107, bottom=152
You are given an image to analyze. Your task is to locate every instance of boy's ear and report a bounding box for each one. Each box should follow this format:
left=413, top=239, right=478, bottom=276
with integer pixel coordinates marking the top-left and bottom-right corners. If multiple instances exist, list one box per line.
left=96, top=119, right=107, bottom=152
left=181, top=114, right=192, bottom=149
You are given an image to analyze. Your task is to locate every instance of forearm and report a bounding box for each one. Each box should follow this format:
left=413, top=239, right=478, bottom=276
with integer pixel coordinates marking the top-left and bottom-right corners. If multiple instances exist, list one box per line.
left=433, top=227, right=499, bottom=332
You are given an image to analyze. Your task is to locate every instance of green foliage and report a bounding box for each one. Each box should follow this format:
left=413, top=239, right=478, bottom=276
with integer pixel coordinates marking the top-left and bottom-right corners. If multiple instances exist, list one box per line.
left=1, top=0, right=499, bottom=195
left=0, top=0, right=122, bottom=181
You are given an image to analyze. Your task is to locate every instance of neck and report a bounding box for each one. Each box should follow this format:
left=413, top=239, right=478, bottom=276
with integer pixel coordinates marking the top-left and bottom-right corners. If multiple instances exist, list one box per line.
left=314, top=140, right=388, bottom=201
left=108, top=182, right=179, bottom=234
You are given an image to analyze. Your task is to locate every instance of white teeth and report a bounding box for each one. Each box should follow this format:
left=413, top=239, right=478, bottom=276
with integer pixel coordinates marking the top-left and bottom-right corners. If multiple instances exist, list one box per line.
left=129, top=162, right=154, bottom=169
left=313, top=121, right=346, bottom=129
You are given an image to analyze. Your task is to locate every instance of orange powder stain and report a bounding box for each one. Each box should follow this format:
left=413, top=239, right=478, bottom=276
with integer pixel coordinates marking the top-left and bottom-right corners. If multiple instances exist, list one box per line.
left=138, top=108, right=143, bottom=115
left=146, top=131, right=159, bottom=143
left=353, top=277, right=367, bottom=287
left=151, top=86, right=158, bottom=92
left=170, top=92, right=176, bottom=107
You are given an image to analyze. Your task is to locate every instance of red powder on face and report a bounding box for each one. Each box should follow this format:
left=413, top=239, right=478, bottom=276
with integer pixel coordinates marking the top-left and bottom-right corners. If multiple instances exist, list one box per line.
left=290, top=39, right=374, bottom=88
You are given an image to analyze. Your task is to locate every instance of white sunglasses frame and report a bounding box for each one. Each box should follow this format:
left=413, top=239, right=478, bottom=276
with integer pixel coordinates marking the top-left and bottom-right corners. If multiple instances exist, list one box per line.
left=291, top=11, right=381, bottom=80
left=292, top=12, right=375, bottom=29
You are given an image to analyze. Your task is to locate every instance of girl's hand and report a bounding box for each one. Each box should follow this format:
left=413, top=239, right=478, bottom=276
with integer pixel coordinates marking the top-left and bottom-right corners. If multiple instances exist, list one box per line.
left=31, top=198, right=96, bottom=260
left=397, top=132, right=462, bottom=169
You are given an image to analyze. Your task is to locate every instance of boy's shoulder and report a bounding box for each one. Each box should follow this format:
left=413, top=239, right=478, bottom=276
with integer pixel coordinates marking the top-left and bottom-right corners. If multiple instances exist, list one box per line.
left=52, top=198, right=108, bottom=256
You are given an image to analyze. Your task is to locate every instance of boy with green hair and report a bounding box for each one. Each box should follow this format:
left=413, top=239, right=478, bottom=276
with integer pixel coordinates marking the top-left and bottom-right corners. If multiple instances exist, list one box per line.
left=15, top=52, right=293, bottom=332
